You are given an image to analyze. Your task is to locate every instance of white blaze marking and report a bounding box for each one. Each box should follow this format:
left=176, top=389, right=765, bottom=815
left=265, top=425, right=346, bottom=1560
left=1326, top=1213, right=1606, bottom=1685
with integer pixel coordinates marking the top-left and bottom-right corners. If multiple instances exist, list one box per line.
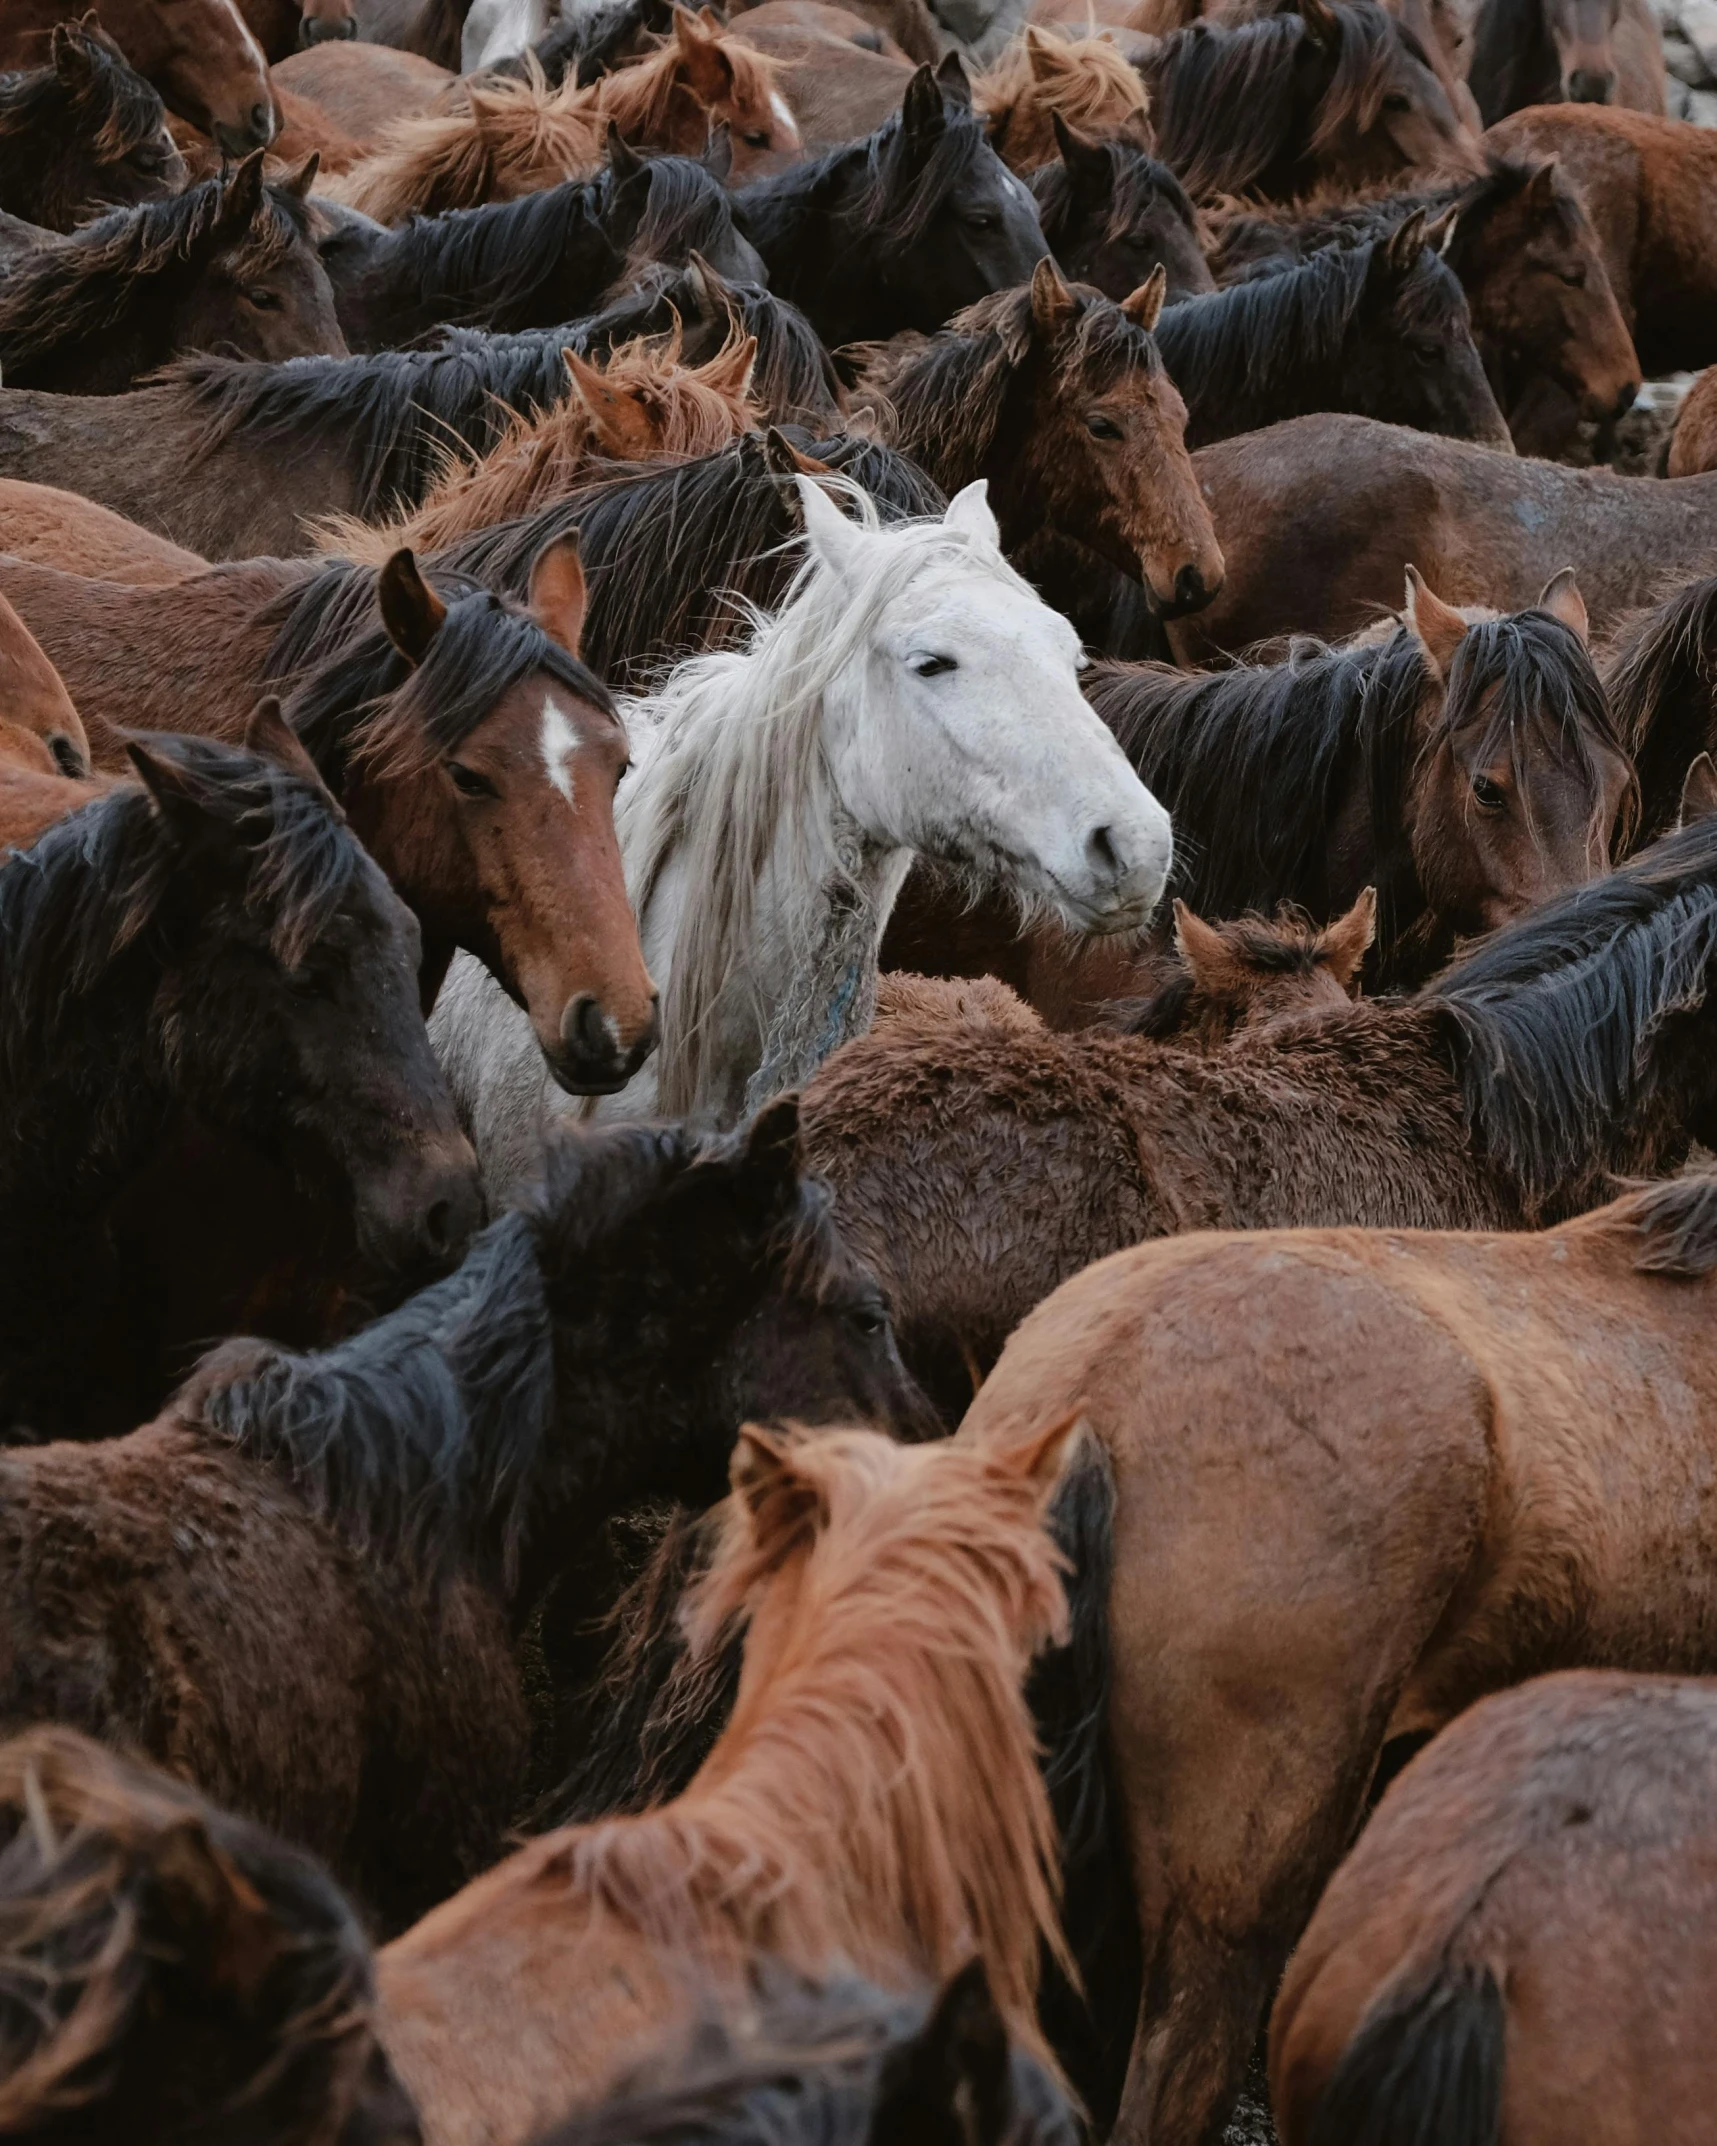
left=541, top=695, right=579, bottom=804
left=771, top=90, right=799, bottom=137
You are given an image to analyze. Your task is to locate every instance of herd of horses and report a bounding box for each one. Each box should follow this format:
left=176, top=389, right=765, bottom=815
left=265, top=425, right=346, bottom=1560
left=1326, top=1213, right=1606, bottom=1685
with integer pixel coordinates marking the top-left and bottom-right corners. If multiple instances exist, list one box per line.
left=6, top=0, right=1717, bottom=2138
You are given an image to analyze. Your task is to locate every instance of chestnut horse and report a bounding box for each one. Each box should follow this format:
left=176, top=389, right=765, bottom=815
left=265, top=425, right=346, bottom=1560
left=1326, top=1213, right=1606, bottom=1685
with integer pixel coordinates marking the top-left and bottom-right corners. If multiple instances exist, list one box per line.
left=0, top=0, right=277, bottom=155
left=0, top=480, right=207, bottom=586
left=0, top=715, right=481, bottom=1441
left=0, top=20, right=184, bottom=232
left=375, top=1418, right=1078, bottom=2146
left=850, top=260, right=1226, bottom=621
left=803, top=817, right=1717, bottom=1415
left=0, top=593, right=88, bottom=781
left=1273, top=1670, right=1717, bottom=2146
left=0, top=1729, right=418, bottom=2146
left=0, top=544, right=658, bottom=1094
left=963, top=1167, right=1717, bottom=2145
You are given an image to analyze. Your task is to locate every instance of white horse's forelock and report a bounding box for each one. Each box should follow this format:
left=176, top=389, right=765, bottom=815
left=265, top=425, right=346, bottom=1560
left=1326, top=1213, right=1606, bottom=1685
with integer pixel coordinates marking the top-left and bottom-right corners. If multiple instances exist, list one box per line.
left=623, top=484, right=1033, bottom=1120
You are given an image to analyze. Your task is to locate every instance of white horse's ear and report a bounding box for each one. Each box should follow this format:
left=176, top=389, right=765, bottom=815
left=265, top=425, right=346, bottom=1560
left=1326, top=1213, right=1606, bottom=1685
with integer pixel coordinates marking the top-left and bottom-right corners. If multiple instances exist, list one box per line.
left=796, top=476, right=862, bottom=579
left=943, top=480, right=1000, bottom=549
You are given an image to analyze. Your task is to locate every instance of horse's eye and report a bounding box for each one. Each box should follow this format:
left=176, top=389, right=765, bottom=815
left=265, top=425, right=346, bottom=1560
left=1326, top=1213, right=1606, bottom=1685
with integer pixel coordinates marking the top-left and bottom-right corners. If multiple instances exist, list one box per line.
left=1382, top=89, right=1412, bottom=110
left=911, top=653, right=957, bottom=678
left=447, top=760, right=499, bottom=799
left=1472, top=774, right=1507, bottom=812
left=1559, top=265, right=1586, bottom=288
left=743, top=129, right=769, bottom=146
left=1086, top=413, right=1124, bottom=440
left=847, top=1301, right=889, bottom=1338
left=1411, top=343, right=1443, bottom=366
left=243, top=286, right=283, bottom=311
left=966, top=212, right=997, bottom=231
left=49, top=734, right=87, bottom=779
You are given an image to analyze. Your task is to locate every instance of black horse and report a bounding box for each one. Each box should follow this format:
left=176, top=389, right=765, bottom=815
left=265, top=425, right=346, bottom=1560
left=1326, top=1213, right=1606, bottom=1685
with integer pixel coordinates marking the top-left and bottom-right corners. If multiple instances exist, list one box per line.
left=1029, top=117, right=1213, bottom=304
left=0, top=18, right=183, bottom=233
left=733, top=55, right=1047, bottom=347
left=0, top=715, right=479, bottom=1443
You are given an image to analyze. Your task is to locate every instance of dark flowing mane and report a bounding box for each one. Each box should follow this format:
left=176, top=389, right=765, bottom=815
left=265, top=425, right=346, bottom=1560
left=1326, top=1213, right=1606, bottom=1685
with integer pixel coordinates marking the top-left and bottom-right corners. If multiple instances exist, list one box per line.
left=1145, top=1, right=1432, bottom=197
left=0, top=20, right=166, bottom=201
left=192, top=1214, right=553, bottom=1592
left=856, top=280, right=1164, bottom=486
left=0, top=167, right=308, bottom=382
left=1425, top=814, right=1717, bottom=1204
left=1030, top=137, right=1200, bottom=252
left=1600, top=573, right=1717, bottom=843
left=261, top=561, right=615, bottom=784
left=434, top=431, right=944, bottom=685
left=0, top=734, right=360, bottom=1076
left=1578, top=1167, right=1717, bottom=1277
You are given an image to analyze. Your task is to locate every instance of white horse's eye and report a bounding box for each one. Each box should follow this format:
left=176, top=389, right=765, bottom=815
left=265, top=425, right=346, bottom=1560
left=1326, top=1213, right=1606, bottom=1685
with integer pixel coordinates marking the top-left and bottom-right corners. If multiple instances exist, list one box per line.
left=911, top=653, right=958, bottom=678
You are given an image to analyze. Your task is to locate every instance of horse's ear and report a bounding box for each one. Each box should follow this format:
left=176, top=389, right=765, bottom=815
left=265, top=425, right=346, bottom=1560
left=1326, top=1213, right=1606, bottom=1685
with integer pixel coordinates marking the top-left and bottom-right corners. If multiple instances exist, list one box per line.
left=285, top=150, right=321, bottom=200
left=1381, top=206, right=1428, bottom=278
left=872, top=1961, right=1011, bottom=2146
left=50, top=20, right=97, bottom=86
left=125, top=740, right=240, bottom=867
left=1025, top=22, right=1061, bottom=80
left=673, top=4, right=736, bottom=100
left=376, top=549, right=448, bottom=666
left=1172, top=898, right=1243, bottom=995
left=243, top=696, right=337, bottom=807
left=1537, top=565, right=1588, bottom=643
left=704, top=118, right=734, bottom=182
left=527, top=534, right=590, bottom=659
left=730, top=1425, right=829, bottom=1561
left=943, top=479, right=1000, bottom=550
left=1053, top=112, right=1111, bottom=195
left=1029, top=254, right=1078, bottom=340
left=1524, top=157, right=1559, bottom=211
left=796, top=474, right=864, bottom=580
left=1678, top=752, right=1717, bottom=830
left=684, top=248, right=741, bottom=327
left=1316, top=885, right=1377, bottom=990
left=565, top=345, right=657, bottom=454
left=217, top=149, right=267, bottom=237
left=743, top=1091, right=802, bottom=1183
left=1121, top=263, right=1167, bottom=332
left=1403, top=563, right=1467, bottom=680
left=605, top=120, right=647, bottom=184
left=1424, top=201, right=1459, bottom=256
left=936, top=48, right=974, bottom=107
left=1299, top=0, right=1338, bottom=40
left=902, top=63, right=949, bottom=152
left=702, top=329, right=758, bottom=403
left=992, top=1411, right=1086, bottom=1495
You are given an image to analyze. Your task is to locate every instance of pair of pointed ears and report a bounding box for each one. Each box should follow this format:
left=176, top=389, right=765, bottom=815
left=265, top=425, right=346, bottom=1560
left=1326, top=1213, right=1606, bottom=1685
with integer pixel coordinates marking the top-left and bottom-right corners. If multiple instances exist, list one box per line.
left=672, top=2, right=737, bottom=98
left=1404, top=563, right=1589, bottom=678
left=793, top=474, right=1000, bottom=575
left=126, top=700, right=340, bottom=851
left=902, top=51, right=972, bottom=146
left=377, top=542, right=588, bottom=666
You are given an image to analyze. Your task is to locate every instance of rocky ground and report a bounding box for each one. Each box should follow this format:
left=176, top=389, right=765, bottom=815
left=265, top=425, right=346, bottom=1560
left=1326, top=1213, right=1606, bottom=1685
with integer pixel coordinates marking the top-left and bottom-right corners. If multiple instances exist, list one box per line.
left=1649, top=0, right=1717, bottom=119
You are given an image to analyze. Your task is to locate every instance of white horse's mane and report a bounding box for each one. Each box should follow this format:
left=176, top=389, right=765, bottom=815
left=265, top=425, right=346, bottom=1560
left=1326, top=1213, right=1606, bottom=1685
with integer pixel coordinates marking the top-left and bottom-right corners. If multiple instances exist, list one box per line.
left=622, top=481, right=1033, bottom=1120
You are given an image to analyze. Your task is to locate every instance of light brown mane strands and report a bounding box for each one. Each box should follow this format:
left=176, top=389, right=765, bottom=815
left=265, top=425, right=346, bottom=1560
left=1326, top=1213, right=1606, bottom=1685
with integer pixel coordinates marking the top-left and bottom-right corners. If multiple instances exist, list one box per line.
left=976, top=27, right=1153, bottom=171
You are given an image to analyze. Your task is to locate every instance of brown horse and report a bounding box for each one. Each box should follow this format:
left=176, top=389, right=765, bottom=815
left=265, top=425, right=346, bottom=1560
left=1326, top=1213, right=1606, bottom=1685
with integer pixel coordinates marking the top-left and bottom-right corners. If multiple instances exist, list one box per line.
left=0, top=592, right=89, bottom=782
left=962, top=1168, right=1717, bottom=2145
left=850, top=259, right=1225, bottom=619
left=0, top=479, right=208, bottom=585
left=975, top=28, right=1152, bottom=169
left=1471, top=0, right=1665, bottom=120
left=271, top=36, right=454, bottom=142
left=327, top=16, right=802, bottom=220
left=237, top=0, right=359, bottom=55
left=0, top=544, right=658, bottom=1092
left=0, top=0, right=278, bottom=155
left=0, top=154, right=344, bottom=394
left=1165, top=414, right=1717, bottom=662
left=375, top=1418, right=1077, bottom=2146
left=725, top=14, right=919, bottom=146
left=313, top=326, right=759, bottom=563
left=0, top=1728, right=418, bottom=2146
left=1669, top=362, right=1717, bottom=475
left=0, top=19, right=184, bottom=233
left=1272, top=1669, right=1717, bottom=2146
left=803, top=818, right=1717, bottom=1416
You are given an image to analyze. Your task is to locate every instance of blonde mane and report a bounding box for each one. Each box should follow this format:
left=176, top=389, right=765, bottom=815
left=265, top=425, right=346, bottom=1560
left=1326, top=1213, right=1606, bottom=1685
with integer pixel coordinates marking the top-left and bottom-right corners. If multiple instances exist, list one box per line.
left=977, top=27, right=1153, bottom=170
left=325, top=28, right=790, bottom=222
left=311, top=326, right=759, bottom=564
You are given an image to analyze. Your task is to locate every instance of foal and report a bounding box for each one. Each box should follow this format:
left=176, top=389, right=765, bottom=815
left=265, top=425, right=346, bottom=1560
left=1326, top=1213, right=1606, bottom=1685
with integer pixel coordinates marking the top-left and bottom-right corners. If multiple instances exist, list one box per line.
left=377, top=1418, right=1079, bottom=2146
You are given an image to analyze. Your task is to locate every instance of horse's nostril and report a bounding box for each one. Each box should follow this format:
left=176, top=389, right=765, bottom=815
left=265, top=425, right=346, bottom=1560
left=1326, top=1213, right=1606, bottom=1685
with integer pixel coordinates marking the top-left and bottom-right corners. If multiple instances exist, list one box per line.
left=1567, top=68, right=1614, bottom=101
left=251, top=100, right=274, bottom=139
left=1087, top=824, right=1122, bottom=880
left=422, top=1197, right=453, bottom=1257
left=562, top=993, right=618, bottom=1063
left=1174, top=564, right=1208, bottom=613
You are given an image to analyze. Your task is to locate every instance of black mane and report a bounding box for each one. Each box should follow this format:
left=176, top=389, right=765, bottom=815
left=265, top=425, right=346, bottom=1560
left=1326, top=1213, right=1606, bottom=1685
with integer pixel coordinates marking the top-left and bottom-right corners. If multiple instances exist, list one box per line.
left=1601, top=572, right=1717, bottom=843
left=261, top=562, right=615, bottom=785
left=1030, top=136, right=1199, bottom=253
left=0, top=20, right=169, bottom=229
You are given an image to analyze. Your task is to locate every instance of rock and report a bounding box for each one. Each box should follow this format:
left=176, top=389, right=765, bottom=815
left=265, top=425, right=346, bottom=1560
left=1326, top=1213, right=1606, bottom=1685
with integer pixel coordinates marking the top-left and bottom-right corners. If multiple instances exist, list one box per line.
left=1689, top=83, right=1717, bottom=121
left=1664, top=30, right=1712, bottom=81
left=1679, top=0, right=1717, bottom=75
left=1669, top=73, right=1695, bottom=113
left=1647, top=0, right=1681, bottom=26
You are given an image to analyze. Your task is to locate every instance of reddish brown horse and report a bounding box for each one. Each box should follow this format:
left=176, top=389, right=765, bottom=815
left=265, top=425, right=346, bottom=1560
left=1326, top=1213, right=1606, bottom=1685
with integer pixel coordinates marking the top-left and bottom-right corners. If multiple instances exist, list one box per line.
left=0, top=593, right=88, bottom=782
left=962, top=1168, right=1717, bottom=2146
left=0, top=480, right=207, bottom=586
left=0, top=545, right=658, bottom=1092
left=0, top=0, right=278, bottom=155
left=1273, top=1669, right=1717, bottom=2146
left=376, top=1420, right=1077, bottom=2146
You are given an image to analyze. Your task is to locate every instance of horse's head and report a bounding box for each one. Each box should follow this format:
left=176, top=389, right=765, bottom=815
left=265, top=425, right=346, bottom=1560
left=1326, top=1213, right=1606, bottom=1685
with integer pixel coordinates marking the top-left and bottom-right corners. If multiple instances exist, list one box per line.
left=665, top=6, right=804, bottom=179
left=299, top=0, right=359, bottom=43
left=1400, top=565, right=1636, bottom=937
left=797, top=474, right=1175, bottom=939
left=173, top=154, right=349, bottom=365
left=1346, top=211, right=1513, bottom=448
left=1543, top=0, right=1624, bottom=101
left=125, top=714, right=482, bottom=1287
left=1296, top=0, right=1483, bottom=186
left=150, top=0, right=278, bottom=155
left=603, top=128, right=770, bottom=285
left=1033, top=122, right=1215, bottom=302
left=1168, top=890, right=1375, bottom=1044
left=35, top=20, right=186, bottom=226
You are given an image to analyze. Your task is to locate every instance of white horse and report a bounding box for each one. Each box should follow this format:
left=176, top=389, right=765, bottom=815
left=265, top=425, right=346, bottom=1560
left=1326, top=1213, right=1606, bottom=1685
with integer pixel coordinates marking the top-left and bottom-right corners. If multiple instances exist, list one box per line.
left=431, top=475, right=1173, bottom=1193
left=462, top=0, right=555, bottom=72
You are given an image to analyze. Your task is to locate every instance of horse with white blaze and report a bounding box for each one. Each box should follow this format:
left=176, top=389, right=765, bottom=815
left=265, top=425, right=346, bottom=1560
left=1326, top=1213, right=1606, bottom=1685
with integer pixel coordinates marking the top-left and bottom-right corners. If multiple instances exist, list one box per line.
left=431, top=476, right=1172, bottom=1188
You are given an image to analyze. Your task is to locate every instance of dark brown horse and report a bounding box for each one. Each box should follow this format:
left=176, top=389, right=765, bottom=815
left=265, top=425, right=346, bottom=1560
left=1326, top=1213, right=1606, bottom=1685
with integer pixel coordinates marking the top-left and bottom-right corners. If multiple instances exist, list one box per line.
left=850, top=260, right=1225, bottom=619
left=0, top=19, right=184, bottom=232
left=1273, top=1670, right=1717, bottom=2146
left=0, top=154, right=344, bottom=394
left=963, top=1168, right=1717, bottom=2145
left=0, top=1728, right=419, bottom=2146
left=804, top=816, right=1717, bottom=1416
left=0, top=1101, right=923, bottom=1926
left=0, top=545, right=658, bottom=1093
left=0, top=714, right=481, bottom=1440
left=1143, top=0, right=1482, bottom=201
left=1029, top=119, right=1214, bottom=302
left=1595, top=572, right=1717, bottom=842
left=0, top=0, right=278, bottom=155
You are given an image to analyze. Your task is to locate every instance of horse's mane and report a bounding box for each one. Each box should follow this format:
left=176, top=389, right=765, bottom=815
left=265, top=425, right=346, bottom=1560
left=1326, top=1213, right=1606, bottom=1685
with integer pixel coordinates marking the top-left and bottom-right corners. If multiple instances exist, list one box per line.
left=1569, top=1168, right=1717, bottom=1277
left=0, top=1728, right=376, bottom=2142
left=855, top=279, right=1164, bottom=490
left=1599, top=572, right=1717, bottom=842
left=532, top=1426, right=1070, bottom=2046
left=1426, top=814, right=1717, bottom=1204
left=1030, top=135, right=1199, bottom=250
left=0, top=734, right=360, bottom=1077
left=312, top=323, right=759, bottom=564
left=1145, top=0, right=1430, bottom=197
left=0, top=18, right=165, bottom=172
left=535, top=1968, right=1080, bottom=2146
left=433, top=431, right=944, bottom=684
left=618, top=487, right=1026, bottom=1117
left=0, top=166, right=307, bottom=378
left=976, top=31, right=1150, bottom=158
left=191, top=1214, right=553, bottom=1593
left=260, top=560, right=615, bottom=785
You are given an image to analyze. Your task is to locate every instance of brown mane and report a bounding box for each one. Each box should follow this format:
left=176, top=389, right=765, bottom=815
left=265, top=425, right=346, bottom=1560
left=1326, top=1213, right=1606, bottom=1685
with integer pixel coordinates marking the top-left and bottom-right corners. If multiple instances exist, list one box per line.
left=312, top=325, right=760, bottom=565
left=1568, top=1169, right=1717, bottom=1276
left=977, top=28, right=1152, bottom=171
